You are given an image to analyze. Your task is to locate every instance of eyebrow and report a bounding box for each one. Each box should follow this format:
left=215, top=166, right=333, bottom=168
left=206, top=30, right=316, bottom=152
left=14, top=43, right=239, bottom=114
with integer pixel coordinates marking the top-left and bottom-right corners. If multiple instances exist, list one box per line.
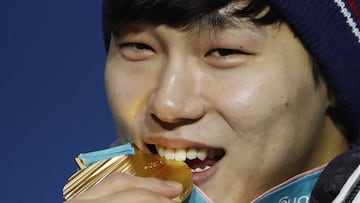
left=194, top=11, right=268, bottom=37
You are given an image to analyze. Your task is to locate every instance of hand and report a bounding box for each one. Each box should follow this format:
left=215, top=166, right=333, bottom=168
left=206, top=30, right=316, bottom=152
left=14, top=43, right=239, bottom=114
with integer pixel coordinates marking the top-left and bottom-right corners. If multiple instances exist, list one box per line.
left=64, top=172, right=184, bottom=203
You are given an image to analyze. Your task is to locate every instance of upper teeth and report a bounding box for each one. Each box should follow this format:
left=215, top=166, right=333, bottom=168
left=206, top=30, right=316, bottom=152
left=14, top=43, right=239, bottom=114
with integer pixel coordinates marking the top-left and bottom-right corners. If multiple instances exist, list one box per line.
left=156, top=145, right=208, bottom=161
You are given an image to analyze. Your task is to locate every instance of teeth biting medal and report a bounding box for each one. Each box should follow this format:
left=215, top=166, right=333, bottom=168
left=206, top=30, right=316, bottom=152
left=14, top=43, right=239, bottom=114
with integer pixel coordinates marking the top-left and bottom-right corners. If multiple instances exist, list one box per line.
left=155, top=145, right=225, bottom=173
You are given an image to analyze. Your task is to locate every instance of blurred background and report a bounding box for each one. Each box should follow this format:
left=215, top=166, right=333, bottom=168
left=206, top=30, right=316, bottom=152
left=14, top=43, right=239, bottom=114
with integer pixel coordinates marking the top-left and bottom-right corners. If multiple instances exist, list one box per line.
left=0, top=1, right=118, bottom=202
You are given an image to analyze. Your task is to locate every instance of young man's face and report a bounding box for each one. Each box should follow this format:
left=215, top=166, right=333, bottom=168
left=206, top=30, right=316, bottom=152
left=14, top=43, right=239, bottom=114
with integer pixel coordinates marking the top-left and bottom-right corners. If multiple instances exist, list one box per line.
left=105, top=17, right=333, bottom=202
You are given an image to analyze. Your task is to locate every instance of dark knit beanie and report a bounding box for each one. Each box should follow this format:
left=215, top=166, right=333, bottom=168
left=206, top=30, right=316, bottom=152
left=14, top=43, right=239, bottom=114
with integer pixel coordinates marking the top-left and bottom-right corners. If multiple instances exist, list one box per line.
left=102, top=0, right=360, bottom=144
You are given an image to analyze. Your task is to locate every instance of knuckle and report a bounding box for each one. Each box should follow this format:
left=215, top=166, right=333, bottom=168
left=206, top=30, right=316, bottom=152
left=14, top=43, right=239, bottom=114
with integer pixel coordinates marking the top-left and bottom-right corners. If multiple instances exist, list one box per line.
left=103, top=172, right=132, bottom=185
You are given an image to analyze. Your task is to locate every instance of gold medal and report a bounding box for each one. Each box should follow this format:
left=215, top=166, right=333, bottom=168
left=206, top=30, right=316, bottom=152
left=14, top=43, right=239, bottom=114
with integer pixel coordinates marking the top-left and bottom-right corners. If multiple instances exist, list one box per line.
left=63, top=145, right=193, bottom=202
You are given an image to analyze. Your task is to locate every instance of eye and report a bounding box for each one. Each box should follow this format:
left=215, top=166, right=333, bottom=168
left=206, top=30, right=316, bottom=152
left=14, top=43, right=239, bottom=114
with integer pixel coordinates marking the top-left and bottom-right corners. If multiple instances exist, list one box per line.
left=121, top=43, right=152, bottom=50
left=206, top=48, right=248, bottom=57
left=205, top=48, right=252, bottom=68
left=117, top=42, right=155, bottom=61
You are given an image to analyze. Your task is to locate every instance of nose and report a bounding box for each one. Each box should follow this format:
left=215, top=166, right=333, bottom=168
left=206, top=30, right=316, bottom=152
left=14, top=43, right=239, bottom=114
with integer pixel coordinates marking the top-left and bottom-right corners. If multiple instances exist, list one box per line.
left=148, top=58, right=205, bottom=126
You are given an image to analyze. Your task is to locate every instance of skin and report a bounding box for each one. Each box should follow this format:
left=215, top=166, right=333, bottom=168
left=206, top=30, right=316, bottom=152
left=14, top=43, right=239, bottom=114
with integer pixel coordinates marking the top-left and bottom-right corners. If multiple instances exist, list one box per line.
left=66, top=9, right=349, bottom=203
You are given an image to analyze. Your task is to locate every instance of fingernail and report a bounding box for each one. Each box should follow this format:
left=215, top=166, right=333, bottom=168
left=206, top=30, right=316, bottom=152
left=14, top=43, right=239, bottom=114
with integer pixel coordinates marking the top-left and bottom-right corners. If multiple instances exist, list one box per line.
left=164, top=180, right=182, bottom=188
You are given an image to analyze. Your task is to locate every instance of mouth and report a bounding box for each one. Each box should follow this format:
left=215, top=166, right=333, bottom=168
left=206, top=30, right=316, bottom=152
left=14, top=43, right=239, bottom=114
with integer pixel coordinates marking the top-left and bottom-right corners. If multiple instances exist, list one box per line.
left=147, top=144, right=225, bottom=185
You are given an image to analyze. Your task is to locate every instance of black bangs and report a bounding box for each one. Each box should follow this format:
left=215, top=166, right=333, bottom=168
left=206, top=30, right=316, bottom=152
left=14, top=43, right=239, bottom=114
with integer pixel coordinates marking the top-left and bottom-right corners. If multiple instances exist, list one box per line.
left=108, top=0, right=232, bottom=34
left=105, top=0, right=281, bottom=38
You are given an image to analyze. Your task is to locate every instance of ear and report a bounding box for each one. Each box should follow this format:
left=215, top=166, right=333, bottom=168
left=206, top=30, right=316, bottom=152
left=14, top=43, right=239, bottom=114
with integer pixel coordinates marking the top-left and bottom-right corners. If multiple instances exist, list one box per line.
left=325, top=85, right=344, bottom=130
left=326, top=83, right=337, bottom=109
left=328, top=90, right=337, bottom=108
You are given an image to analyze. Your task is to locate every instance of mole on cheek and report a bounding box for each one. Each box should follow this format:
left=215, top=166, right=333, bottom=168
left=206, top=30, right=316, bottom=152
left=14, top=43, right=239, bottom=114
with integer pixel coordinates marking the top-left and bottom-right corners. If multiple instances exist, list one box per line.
left=279, top=95, right=290, bottom=108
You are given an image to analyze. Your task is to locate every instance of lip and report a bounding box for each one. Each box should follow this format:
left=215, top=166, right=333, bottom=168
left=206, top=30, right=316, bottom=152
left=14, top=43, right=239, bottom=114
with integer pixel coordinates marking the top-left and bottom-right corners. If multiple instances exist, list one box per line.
left=144, top=136, right=215, bottom=149
left=143, top=136, right=223, bottom=186
left=191, top=160, right=220, bottom=186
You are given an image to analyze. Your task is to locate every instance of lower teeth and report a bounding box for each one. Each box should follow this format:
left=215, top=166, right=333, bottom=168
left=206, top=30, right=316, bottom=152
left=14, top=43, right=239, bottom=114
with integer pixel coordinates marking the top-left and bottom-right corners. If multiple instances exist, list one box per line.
left=191, top=165, right=211, bottom=173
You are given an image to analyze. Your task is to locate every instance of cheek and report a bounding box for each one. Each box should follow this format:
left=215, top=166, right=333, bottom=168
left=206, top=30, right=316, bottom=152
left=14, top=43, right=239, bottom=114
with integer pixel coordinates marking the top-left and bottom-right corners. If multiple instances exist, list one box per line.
left=213, top=74, right=291, bottom=135
left=211, top=65, right=323, bottom=148
left=105, top=61, right=157, bottom=131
